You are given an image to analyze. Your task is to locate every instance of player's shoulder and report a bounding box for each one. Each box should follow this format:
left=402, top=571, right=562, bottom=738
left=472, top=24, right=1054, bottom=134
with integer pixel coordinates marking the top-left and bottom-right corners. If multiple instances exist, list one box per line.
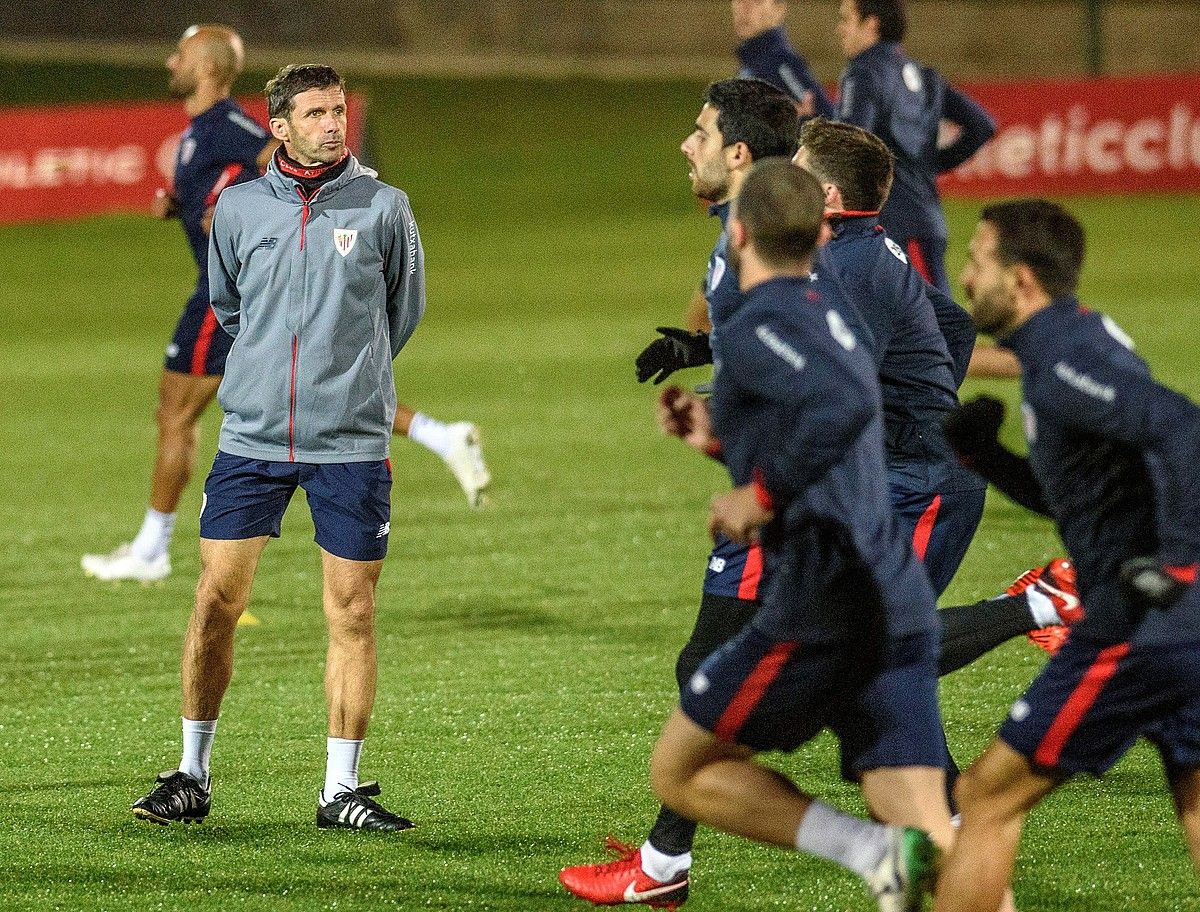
left=215, top=174, right=271, bottom=206
left=220, top=102, right=269, bottom=140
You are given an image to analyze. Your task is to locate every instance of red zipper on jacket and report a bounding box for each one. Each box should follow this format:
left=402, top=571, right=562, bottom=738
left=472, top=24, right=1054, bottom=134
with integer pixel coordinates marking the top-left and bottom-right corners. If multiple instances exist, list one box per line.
left=290, top=186, right=319, bottom=461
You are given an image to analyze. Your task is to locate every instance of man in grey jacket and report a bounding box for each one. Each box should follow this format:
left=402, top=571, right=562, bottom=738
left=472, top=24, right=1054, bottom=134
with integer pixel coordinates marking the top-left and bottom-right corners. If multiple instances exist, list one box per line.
left=132, top=64, right=422, bottom=832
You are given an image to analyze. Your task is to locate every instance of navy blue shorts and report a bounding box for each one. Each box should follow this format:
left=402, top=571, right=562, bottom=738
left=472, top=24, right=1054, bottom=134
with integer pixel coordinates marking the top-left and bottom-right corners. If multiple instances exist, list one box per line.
left=891, top=485, right=986, bottom=597
left=1000, top=637, right=1200, bottom=778
left=681, top=625, right=944, bottom=778
left=704, top=484, right=984, bottom=603
left=702, top=535, right=764, bottom=600
left=165, top=290, right=232, bottom=376
left=200, top=451, right=392, bottom=561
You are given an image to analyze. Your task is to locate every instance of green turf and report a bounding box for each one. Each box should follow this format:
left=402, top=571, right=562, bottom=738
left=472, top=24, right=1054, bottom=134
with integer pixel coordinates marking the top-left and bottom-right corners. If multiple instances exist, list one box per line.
left=2, top=68, right=1200, bottom=910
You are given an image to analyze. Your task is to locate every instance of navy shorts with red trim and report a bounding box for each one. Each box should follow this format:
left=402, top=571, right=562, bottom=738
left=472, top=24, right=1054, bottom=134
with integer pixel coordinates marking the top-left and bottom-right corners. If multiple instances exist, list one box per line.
left=891, top=485, right=985, bottom=597
left=200, top=451, right=392, bottom=561
left=681, top=624, right=944, bottom=777
left=165, top=290, right=232, bottom=376
left=703, top=535, right=765, bottom=600
left=1000, top=636, right=1200, bottom=777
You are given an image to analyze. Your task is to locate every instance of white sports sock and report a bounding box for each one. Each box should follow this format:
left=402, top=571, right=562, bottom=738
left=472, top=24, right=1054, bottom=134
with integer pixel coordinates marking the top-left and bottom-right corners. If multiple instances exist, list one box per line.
left=1026, top=586, right=1061, bottom=627
left=639, top=840, right=692, bottom=882
left=321, top=737, right=363, bottom=805
left=179, top=717, right=217, bottom=785
left=406, top=412, right=455, bottom=460
left=130, top=508, right=176, bottom=562
left=794, top=799, right=890, bottom=878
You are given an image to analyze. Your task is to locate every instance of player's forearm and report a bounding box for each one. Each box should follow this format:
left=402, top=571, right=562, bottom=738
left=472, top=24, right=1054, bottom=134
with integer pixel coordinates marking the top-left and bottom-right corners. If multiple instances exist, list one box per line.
left=967, top=344, right=1022, bottom=379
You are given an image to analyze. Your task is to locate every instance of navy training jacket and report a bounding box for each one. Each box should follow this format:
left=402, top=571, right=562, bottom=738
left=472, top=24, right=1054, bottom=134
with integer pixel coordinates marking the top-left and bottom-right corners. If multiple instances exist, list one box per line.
left=1001, top=297, right=1200, bottom=647
left=839, top=42, right=994, bottom=244
left=709, top=275, right=939, bottom=642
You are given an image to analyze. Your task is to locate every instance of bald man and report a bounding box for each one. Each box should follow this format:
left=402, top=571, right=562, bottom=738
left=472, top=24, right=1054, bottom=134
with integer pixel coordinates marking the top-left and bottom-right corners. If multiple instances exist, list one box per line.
left=83, top=26, right=492, bottom=584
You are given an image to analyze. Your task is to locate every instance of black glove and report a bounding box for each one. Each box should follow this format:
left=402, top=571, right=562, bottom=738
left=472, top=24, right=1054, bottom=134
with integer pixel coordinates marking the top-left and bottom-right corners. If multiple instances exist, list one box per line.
left=1120, top=557, right=1197, bottom=610
left=943, top=396, right=1006, bottom=458
left=635, top=327, right=713, bottom=384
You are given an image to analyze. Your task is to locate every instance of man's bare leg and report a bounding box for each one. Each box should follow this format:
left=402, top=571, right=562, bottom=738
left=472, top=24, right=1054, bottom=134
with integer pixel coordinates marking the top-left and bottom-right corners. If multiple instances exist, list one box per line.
left=649, top=708, right=804, bottom=847
left=314, top=549, right=411, bottom=830
left=649, top=707, right=939, bottom=905
left=1169, top=765, right=1200, bottom=872
left=150, top=370, right=221, bottom=513
left=391, top=402, right=491, bottom=507
left=321, top=549, right=383, bottom=741
left=83, top=370, right=220, bottom=582
left=861, top=765, right=956, bottom=851
left=934, top=740, right=1061, bottom=912
left=182, top=536, right=269, bottom=720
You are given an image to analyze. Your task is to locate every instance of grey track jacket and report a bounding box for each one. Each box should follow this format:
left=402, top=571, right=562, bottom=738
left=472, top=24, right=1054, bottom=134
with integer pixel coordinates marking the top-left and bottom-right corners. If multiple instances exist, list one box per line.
left=208, top=154, right=424, bottom=463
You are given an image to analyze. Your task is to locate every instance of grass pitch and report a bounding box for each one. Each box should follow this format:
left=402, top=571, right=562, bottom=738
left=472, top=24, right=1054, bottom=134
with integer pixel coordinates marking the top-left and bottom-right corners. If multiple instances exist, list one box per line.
left=1, top=64, right=1199, bottom=911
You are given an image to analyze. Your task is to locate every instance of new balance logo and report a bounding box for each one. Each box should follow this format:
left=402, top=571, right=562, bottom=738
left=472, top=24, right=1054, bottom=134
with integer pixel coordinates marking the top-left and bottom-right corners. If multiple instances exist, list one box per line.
left=376, top=522, right=390, bottom=539
left=257, top=237, right=278, bottom=249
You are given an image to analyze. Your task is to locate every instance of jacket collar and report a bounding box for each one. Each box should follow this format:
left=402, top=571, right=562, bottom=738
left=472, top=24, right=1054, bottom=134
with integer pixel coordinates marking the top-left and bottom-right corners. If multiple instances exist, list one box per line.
left=1000, top=294, right=1080, bottom=356
left=264, top=152, right=377, bottom=203
left=830, top=211, right=882, bottom=239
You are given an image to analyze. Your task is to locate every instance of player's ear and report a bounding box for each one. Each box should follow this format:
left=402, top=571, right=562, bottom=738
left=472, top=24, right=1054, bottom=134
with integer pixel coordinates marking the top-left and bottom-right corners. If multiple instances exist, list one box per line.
left=269, top=117, right=291, bottom=143
left=822, top=182, right=842, bottom=211
left=726, top=141, right=752, bottom=170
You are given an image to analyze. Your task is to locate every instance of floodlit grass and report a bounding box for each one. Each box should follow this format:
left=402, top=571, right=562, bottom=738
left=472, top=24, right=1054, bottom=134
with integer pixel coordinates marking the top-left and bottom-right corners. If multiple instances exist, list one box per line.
left=1, top=66, right=1199, bottom=910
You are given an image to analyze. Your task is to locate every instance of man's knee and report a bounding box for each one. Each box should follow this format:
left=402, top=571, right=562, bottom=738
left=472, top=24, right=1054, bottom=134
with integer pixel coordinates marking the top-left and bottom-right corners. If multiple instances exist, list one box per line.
left=194, top=573, right=248, bottom=624
left=326, top=592, right=376, bottom=640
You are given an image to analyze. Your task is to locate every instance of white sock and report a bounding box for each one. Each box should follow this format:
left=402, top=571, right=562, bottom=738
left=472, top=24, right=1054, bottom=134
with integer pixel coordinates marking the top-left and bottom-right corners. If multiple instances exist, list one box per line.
left=179, top=717, right=217, bottom=785
left=407, top=412, right=455, bottom=460
left=130, top=508, right=176, bottom=562
left=321, top=737, right=363, bottom=805
left=639, top=840, right=692, bottom=882
left=794, top=799, right=890, bottom=878
left=1026, top=586, right=1061, bottom=627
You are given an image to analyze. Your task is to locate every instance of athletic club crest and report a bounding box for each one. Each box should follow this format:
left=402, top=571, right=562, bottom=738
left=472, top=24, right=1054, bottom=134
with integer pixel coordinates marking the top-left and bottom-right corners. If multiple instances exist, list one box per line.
left=333, top=229, right=358, bottom=257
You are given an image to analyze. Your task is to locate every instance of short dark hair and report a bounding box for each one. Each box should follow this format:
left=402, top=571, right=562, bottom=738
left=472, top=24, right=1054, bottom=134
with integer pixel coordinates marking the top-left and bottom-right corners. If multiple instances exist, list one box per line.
left=735, top=158, right=826, bottom=269
left=980, top=199, right=1085, bottom=297
left=853, top=0, right=907, bottom=42
left=799, top=118, right=894, bottom=211
left=265, top=64, right=345, bottom=119
left=703, top=79, right=801, bottom=162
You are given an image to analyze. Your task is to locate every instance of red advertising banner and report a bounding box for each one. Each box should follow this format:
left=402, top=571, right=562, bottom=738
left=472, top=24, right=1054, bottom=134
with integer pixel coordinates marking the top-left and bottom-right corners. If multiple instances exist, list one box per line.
left=0, top=95, right=366, bottom=225
left=941, top=73, right=1200, bottom=197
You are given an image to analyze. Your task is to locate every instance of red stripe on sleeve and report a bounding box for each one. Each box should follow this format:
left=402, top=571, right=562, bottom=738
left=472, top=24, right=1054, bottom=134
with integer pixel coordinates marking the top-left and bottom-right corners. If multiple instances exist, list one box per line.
left=1166, top=564, right=1198, bottom=584
left=190, top=307, right=219, bottom=375
left=1033, top=642, right=1130, bottom=768
left=911, top=494, right=942, bottom=563
left=205, top=163, right=245, bottom=208
left=906, top=239, right=933, bottom=285
left=714, top=641, right=799, bottom=741
left=737, top=542, right=764, bottom=601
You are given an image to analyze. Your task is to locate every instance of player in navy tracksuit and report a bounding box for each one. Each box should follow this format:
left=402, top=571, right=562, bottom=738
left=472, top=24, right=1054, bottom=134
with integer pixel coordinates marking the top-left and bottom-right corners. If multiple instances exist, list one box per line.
left=562, top=80, right=1066, bottom=912
left=834, top=0, right=994, bottom=296
left=796, top=118, right=985, bottom=596
left=80, top=25, right=272, bottom=584
left=649, top=160, right=950, bottom=911
left=935, top=199, right=1200, bottom=910
left=732, top=0, right=835, bottom=118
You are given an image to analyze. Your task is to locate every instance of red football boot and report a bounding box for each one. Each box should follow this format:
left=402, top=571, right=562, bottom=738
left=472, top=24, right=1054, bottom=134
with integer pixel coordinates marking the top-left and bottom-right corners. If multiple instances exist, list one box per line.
left=559, top=837, right=689, bottom=909
left=1007, top=558, right=1082, bottom=654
